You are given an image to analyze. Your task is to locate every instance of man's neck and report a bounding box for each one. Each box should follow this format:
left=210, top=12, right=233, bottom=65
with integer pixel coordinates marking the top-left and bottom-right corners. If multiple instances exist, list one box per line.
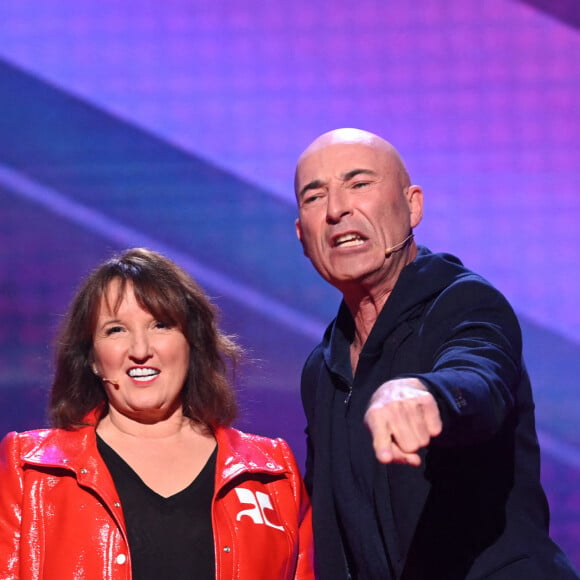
left=344, top=242, right=418, bottom=371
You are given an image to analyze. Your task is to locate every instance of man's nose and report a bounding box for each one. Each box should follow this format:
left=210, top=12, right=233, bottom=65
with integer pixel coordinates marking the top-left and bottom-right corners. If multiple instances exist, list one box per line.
left=326, top=187, right=352, bottom=223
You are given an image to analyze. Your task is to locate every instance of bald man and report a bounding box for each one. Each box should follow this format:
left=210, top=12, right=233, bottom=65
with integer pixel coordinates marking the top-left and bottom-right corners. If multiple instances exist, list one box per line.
left=294, top=128, right=579, bottom=579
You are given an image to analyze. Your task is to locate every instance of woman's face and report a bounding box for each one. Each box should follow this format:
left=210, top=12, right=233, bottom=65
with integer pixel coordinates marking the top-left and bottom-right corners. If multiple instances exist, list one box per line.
left=92, top=280, right=191, bottom=422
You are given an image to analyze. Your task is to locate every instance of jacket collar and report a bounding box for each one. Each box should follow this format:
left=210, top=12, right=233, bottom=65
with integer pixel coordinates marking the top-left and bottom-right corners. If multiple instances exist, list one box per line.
left=323, top=246, right=470, bottom=366
left=19, top=410, right=123, bottom=511
left=21, top=411, right=289, bottom=490
left=21, top=408, right=101, bottom=470
left=213, top=426, right=288, bottom=487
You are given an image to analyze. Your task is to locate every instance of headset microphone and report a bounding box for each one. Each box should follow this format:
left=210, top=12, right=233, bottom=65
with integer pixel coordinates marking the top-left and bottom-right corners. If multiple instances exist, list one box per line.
left=102, top=378, right=120, bottom=386
left=385, top=233, right=414, bottom=258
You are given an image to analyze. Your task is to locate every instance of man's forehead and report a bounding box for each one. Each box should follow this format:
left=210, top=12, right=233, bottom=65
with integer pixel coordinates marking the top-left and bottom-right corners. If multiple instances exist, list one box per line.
left=297, top=142, right=388, bottom=178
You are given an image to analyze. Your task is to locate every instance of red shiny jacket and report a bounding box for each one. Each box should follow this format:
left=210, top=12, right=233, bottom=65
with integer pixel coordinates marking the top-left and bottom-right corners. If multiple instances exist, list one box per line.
left=0, top=415, right=314, bottom=580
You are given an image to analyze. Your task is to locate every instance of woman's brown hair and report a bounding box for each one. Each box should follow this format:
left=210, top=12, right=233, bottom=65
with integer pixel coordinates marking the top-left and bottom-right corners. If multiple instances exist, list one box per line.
left=49, top=248, right=240, bottom=429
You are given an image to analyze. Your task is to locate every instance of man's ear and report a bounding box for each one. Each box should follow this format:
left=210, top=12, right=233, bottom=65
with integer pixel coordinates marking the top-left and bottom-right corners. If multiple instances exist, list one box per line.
left=295, top=218, right=309, bottom=257
left=407, top=185, right=424, bottom=228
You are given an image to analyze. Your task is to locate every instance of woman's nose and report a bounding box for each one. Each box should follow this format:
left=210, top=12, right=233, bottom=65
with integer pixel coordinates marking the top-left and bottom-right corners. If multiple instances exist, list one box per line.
left=129, top=332, right=152, bottom=360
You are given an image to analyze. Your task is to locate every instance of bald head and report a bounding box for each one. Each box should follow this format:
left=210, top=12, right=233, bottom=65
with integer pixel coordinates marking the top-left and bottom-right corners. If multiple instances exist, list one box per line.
left=294, top=128, right=411, bottom=197
left=293, top=127, right=423, bottom=296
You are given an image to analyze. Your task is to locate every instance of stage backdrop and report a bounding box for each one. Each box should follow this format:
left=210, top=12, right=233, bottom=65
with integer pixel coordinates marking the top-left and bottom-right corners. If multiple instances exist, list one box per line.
left=1, top=0, right=579, bottom=566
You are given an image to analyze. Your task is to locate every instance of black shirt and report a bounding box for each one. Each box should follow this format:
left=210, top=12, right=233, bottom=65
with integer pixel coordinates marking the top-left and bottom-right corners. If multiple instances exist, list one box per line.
left=328, top=307, right=393, bottom=579
left=97, top=434, right=216, bottom=580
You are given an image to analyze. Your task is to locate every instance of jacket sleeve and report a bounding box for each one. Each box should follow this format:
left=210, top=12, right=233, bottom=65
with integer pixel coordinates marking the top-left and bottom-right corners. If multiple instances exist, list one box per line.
left=277, top=439, right=316, bottom=579
left=410, top=276, right=523, bottom=445
left=0, top=432, right=23, bottom=579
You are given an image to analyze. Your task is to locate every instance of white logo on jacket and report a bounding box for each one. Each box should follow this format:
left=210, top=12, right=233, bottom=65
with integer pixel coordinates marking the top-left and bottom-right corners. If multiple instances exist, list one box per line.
left=234, top=488, right=285, bottom=531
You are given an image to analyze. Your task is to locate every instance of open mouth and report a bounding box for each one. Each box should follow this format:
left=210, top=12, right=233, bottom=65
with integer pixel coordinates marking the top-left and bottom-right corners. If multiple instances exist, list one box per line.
left=127, top=367, right=160, bottom=382
left=334, top=233, right=366, bottom=248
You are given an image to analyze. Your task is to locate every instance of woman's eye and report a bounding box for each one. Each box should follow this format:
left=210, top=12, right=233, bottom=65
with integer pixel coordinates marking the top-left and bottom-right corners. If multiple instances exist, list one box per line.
left=155, top=321, right=172, bottom=330
left=105, top=325, right=123, bottom=336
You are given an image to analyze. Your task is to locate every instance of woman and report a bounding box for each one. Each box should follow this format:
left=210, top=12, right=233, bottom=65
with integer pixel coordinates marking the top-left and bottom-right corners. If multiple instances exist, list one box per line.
left=0, top=248, right=314, bottom=580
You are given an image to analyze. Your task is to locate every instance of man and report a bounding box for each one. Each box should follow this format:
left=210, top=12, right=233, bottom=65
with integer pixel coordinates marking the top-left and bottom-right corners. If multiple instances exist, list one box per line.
left=294, top=128, right=579, bottom=579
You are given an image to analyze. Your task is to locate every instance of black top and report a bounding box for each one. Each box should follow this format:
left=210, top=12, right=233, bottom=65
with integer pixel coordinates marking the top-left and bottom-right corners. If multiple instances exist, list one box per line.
left=302, top=247, right=580, bottom=579
left=97, top=434, right=216, bottom=580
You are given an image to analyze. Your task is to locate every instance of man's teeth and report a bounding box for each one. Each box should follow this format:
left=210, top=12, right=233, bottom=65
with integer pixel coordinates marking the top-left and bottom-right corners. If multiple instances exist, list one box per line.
left=336, top=234, right=364, bottom=247
left=128, top=368, right=160, bottom=381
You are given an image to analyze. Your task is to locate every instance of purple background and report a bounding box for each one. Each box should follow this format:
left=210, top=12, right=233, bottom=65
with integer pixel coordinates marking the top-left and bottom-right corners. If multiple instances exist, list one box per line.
left=1, top=0, right=579, bottom=567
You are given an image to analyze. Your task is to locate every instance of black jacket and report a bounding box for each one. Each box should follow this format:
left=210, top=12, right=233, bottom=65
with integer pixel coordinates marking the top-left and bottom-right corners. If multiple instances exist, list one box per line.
left=302, top=247, right=579, bottom=579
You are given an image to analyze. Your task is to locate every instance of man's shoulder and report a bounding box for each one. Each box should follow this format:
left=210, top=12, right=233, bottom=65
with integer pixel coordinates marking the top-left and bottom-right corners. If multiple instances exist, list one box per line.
left=415, top=246, right=470, bottom=277
left=409, top=246, right=497, bottom=294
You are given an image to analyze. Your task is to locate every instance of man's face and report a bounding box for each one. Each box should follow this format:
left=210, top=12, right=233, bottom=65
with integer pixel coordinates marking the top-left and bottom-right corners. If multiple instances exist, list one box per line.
left=295, top=141, right=422, bottom=291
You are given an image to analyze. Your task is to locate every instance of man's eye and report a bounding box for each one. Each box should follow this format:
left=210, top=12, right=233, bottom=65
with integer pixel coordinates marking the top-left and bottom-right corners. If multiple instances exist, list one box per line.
left=303, top=192, right=322, bottom=204
left=352, top=181, right=370, bottom=189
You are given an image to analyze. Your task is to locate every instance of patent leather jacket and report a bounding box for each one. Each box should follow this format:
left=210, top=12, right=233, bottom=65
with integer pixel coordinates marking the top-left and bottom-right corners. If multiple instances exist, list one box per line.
left=0, top=412, right=314, bottom=580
